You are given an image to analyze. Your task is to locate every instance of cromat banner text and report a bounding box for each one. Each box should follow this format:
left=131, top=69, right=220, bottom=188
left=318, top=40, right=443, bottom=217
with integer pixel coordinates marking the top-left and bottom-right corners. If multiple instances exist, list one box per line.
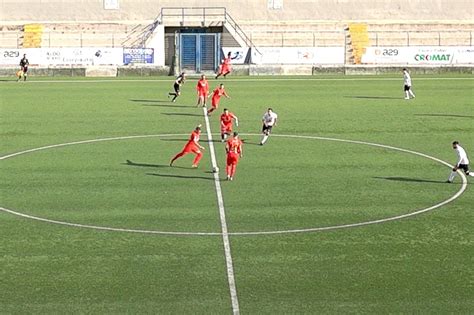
left=362, top=46, right=474, bottom=64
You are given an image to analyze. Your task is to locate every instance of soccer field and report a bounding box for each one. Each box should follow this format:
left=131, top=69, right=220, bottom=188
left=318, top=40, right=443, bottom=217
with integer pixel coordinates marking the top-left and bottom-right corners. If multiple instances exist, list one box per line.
left=1, top=75, right=473, bottom=313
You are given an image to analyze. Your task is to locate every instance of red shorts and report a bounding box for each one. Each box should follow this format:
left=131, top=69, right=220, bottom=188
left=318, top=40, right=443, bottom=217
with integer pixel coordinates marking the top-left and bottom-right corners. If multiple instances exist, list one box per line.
left=220, top=65, right=231, bottom=74
left=227, top=152, right=239, bottom=165
left=198, top=90, right=207, bottom=98
left=183, top=144, right=200, bottom=154
left=221, top=123, right=232, bottom=134
left=211, top=96, right=220, bottom=108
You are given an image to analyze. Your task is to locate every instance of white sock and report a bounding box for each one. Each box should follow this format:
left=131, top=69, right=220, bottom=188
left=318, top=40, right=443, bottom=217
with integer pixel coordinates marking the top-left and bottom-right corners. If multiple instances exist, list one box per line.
left=409, top=90, right=415, bottom=98
left=405, top=91, right=409, bottom=99
left=448, top=171, right=457, bottom=182
left=468, top=172, right=474, bottom=177
left=261, top=135, right=269, bottom=144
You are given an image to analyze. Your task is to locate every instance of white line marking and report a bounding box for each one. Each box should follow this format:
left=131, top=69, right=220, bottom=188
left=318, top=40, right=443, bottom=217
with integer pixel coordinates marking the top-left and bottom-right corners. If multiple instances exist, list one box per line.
left=202, top=108, right=240, bottom=315
left=1, top=77, right=473, bottom=84
left=228, top=134, right=468, bottom=235
left=0, top=134, right=467, bottom=237
left=0, top=206, right=220, bottom=235
left=0, top=134, right=186, bottom=161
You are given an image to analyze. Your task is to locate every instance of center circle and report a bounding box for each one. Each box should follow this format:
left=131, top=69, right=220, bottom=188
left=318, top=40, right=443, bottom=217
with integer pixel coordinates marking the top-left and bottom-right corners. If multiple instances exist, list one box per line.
left=0, top=134, right=467, bottom=236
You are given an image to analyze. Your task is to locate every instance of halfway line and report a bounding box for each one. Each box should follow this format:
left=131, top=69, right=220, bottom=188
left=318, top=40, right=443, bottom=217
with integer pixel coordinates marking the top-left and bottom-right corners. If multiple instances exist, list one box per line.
left=202, top=107, right=240, bottom=314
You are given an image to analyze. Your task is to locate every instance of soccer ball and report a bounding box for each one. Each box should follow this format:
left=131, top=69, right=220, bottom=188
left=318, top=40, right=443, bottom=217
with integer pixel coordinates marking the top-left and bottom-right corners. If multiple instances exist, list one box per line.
left=213, top=166, right=219, bottom=173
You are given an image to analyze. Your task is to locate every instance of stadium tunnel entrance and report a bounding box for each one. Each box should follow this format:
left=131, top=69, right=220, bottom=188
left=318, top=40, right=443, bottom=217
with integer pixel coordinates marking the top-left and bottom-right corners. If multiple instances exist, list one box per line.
left=166, top=27, right=224, bottom=74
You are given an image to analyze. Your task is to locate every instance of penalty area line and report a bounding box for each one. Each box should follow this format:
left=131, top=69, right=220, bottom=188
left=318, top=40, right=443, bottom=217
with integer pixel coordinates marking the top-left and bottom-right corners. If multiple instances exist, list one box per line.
left=202, top=107, right=240, bottom=315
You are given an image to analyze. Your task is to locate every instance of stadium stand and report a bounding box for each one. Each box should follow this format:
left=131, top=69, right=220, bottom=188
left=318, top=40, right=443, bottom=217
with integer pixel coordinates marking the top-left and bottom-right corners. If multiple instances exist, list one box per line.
left=1, top=0, right=472, bottom=50
left=240, top=21, right=346, bottom=47
left=348, top=23, right=369, bottom=65
left=0, top=0, right=472, bottom=73
left=2, top=21, right=471, bottom=50
left=0, top=25, right=22, bottom=48
left=22, top=24, right=43, bottom=48
left=40, top=23, right=145, bottom=48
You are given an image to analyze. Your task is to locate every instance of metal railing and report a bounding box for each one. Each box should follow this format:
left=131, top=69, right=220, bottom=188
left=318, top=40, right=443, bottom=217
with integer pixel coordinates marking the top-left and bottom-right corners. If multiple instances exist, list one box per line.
left=1, top=28, right=472, bottom=49
left=151, top=7, right=261, bottom=54
left=0, top=30, right=130, bottom=48
left=248, top=30, right=346, bottom=47
left=157, top=7, right=228, bottom=26
left=371, top=30, right=473, bottom=46
left=0, top=31, right=21, bottom=48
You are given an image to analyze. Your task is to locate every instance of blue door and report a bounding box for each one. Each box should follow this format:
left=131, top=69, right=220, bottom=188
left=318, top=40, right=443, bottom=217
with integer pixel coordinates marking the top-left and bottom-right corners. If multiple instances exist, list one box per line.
left=180, top=33, right=218, bottom=73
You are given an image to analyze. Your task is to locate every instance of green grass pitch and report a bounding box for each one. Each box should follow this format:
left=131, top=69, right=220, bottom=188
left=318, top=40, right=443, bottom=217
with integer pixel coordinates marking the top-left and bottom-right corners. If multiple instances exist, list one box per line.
left=1, top=75, right=473, bottom=313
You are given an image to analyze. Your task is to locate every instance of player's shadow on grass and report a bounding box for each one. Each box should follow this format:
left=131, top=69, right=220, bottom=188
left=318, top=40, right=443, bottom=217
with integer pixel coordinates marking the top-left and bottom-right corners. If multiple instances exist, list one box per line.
left=130, top=99, right=169, bottom=103
left=124, top=160, right=186, bottom=170
left=344, top=96, right=402, bottom=100
left=205, top=139, right=226, bottom=143
left=147, top=173, right=214, bottom=181
left=414, top=114, right=474, bottom=119
left=159, top=139, right=188, bottom=142
left=130, top=99, right=193, bottom=108
left=162, top=112, right=202, bottom=117
left=374, top=176, right=447, bottom=184
left=241, top=139, right=261, bottom=146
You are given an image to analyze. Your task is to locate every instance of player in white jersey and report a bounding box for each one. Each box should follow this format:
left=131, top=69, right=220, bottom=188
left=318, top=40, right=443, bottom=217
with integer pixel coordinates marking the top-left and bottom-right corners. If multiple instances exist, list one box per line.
left=403, top=68, right=415, bottom=100
left=260, top=108, right=278, bottom=145
left=447, top=141, right=474, bottom=183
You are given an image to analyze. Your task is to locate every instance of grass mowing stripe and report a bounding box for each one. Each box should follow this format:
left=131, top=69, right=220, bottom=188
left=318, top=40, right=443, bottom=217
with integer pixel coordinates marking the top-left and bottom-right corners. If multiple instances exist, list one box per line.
left=203, top=107, right=241, bottom=315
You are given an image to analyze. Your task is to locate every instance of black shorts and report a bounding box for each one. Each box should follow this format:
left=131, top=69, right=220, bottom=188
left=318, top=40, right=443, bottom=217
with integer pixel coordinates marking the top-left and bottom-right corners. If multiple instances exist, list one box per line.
left=457, top=164, right=470, bottom=174
left=173, top=83, right=180, bottom=93
left=404, top=85, right=411, bottom=91
left=22, top=66, right=28, bottom=73
left=262, top=124, right=273, bottom=134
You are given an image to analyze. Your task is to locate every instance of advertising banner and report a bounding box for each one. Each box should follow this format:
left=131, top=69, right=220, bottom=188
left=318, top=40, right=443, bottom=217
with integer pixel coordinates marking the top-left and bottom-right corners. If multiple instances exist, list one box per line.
left=1, top=49, right=23, bottom=65
left=221, top=47, right=249, bottom=64
left=1, top=48, right=123, bottom=66
left=123, top=48, right=154, bottom=65
left=362, top=46, right=474, bottom=65
left=251, top=47, right=345, bottom=64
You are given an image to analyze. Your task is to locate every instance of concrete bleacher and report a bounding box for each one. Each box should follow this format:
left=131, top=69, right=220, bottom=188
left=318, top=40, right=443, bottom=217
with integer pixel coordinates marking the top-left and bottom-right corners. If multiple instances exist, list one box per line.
left=0, top=23, right=147, bottom=48
left=348, top=23, right=369, bottom=64
left=367, top=22, right=474, bottom=46
left=240, top=21, right=345, bottom=47
left=0, top=25, right=22, bottom=48
left=1, top=20, right=472, bottom=51
left=41, top=23, right=147, bottom=48
left=23, top=24, right=43, bottom=48
left=247, top=31, right=345, bottom=47
left=239, top=21, right=473, bottom=48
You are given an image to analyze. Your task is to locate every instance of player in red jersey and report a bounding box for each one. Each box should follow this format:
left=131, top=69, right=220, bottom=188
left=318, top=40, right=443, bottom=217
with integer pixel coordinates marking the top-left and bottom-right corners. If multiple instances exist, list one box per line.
left=196, top=74, right=209, bottom=107
left=225, top=132, right=243, bottom=181
left=207, top=83, right=230, bottom=115
left=220, top=108, right=239, bottom=142
left=170, top=125, right=205, bottom=168
left=215, top=52, right=236, bottom=79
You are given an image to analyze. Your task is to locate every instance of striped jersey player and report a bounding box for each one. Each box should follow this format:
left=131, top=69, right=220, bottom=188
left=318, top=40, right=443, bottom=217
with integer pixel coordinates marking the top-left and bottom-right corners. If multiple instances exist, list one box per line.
left=403, top=68, right=416, bottom=100
left=447, top=141, right=474, bottom=183
left=260, top=108, right=278, bottom=145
